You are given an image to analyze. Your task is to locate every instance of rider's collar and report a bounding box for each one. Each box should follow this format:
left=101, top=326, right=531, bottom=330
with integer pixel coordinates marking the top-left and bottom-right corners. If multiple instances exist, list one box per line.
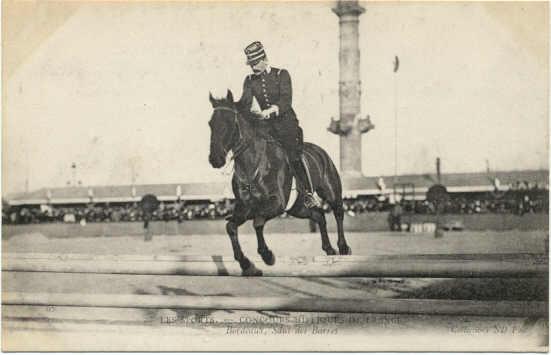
left=253, top=65, right=271, bottom=76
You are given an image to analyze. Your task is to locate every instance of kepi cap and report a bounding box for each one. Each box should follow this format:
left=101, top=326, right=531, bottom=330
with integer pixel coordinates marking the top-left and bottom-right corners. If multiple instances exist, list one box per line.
left=244, top=41, right=267, bottom=65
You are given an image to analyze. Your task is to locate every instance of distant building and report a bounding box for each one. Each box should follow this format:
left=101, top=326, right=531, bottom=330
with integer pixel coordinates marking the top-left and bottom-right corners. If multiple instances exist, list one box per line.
left=5, top=169, right=549, bottom=207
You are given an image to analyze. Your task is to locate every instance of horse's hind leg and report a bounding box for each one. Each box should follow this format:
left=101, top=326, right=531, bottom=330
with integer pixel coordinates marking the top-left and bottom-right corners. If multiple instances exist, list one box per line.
left=309, top=208, right=337, bottom=256
left=226, top=211, right=262, bottom=276
left=332, top=203, right=352, bottom=255
left=254, top=218, right=276, bottom=266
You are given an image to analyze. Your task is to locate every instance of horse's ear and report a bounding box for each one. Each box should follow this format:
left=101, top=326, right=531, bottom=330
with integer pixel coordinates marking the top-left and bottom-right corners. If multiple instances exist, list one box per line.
left=209, top=92, right=216, bottom=107
left=226, top=89, right=234, bottom=103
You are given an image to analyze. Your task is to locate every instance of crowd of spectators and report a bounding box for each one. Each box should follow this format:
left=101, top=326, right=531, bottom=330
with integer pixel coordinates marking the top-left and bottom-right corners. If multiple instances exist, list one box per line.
left=3, top=200, right=232, bottom=225
left=340, top=197, right=548, bottom=217
left=3, top=189, right=548, bottom=225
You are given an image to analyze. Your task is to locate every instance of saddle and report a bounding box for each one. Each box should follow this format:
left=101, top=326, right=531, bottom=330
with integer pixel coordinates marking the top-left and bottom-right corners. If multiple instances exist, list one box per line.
left=245, top=113, right=318, bottom=208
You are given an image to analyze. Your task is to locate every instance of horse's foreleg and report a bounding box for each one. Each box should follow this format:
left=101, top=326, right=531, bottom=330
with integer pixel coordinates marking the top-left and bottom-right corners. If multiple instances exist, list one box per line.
left=226, top=214, right=262, bottom=276
left=333, top=203, right=351, bottom=255
left=309, top=209, right=337, bottom=256
left=254, top=217, right=275, bottom=266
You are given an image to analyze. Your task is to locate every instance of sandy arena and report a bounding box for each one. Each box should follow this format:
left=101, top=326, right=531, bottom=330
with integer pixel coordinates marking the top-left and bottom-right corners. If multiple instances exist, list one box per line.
left=2, top=229, right=548, bottom=351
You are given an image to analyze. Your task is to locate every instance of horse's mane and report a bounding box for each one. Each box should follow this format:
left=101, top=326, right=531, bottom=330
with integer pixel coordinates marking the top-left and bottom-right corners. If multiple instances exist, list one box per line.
left=211, top=96, right=250, bottom=120
left=210, top=91, right=271, bottom=137
left=234, top=103, right=257, bottom=124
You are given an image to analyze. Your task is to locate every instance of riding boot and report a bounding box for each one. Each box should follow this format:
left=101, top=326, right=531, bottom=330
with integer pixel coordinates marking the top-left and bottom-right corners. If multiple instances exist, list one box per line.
left=292, top=157, right=322, bottom=209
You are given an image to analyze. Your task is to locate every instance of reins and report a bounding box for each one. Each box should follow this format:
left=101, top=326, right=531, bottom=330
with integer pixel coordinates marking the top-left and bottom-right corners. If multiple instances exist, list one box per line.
left=212, top=106, right=269, bottom=186
left=212, top=106, right=249, bottom=161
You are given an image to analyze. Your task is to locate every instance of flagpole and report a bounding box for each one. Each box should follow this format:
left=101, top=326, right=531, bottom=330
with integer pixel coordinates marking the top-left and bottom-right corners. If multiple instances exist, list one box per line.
left=394, top=71, right=397, bottom=181
left=393, top=56, right=399, bottom=186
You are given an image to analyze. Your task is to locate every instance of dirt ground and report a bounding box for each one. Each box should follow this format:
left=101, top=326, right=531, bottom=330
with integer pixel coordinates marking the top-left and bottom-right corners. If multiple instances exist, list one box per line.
left=2, top=229, right=548, bottom=256
left=2, top=230, right=549, bottom=351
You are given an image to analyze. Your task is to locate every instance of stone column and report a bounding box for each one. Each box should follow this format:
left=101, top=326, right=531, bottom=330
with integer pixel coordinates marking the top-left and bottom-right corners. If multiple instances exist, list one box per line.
left=328, top=0, right=374, bottom=179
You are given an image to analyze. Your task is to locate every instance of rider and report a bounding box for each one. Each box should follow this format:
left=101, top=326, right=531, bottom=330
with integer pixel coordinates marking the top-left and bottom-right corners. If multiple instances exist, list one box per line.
left=236, top=41, right=321, bottom=209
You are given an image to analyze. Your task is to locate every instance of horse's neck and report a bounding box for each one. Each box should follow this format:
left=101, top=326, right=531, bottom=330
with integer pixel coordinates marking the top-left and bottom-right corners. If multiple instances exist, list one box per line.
left=233, top=140, right=264, bottom=182
left=232, top=114, right=291, bottom=184
left=230, top=115, right=257, bottom=179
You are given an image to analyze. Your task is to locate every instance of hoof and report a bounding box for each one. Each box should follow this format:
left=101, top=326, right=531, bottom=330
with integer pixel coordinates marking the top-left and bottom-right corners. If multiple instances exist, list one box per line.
left=339, top=245, right=352, bottom=255
left=260, top=250, right=276, bottom=266
left=324, top=247, right=337, bottom=256
left=242, top=263, right=263, bottom=277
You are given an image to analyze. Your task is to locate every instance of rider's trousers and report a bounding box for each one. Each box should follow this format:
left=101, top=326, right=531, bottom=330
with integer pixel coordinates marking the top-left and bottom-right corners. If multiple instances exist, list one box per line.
left=269, top=114, right=303, bottom=162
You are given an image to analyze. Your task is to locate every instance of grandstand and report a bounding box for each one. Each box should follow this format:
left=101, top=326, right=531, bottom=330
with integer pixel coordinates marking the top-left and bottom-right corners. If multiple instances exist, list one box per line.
left=7, top=169, right=548, bottom=206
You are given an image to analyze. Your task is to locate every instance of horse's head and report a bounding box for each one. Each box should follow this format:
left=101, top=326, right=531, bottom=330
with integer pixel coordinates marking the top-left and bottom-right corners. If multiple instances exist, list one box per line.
left=208, top=90, right=239, bottom=168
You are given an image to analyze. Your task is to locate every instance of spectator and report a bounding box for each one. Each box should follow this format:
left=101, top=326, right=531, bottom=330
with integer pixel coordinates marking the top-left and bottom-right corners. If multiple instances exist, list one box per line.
left=388, top=203, right=403, bottom=231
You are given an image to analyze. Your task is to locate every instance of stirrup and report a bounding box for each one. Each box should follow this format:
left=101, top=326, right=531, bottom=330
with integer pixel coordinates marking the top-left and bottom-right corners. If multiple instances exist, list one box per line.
left=304, top=192, right=322, bottom=209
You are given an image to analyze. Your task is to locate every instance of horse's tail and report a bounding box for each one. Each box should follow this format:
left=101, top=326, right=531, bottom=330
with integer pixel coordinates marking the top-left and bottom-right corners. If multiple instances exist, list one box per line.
left=303, top=143, right=343, bottom=206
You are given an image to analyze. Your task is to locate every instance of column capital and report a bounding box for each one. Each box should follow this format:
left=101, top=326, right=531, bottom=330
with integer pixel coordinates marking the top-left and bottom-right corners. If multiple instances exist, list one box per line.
left=332, top=0, right=365, bottom=17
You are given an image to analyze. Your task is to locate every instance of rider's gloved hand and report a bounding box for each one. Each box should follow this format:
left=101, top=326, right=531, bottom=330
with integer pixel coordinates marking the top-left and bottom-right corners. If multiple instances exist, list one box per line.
left=260, top=109, right=271, bottom=119
left=260, top=105, right=279, bottom=119
left=270, top=105, right=279, bottom=116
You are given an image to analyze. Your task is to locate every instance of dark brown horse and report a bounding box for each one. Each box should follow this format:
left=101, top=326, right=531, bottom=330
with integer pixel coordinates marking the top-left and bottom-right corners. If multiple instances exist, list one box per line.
left=208, top=90, right=351, bottom=276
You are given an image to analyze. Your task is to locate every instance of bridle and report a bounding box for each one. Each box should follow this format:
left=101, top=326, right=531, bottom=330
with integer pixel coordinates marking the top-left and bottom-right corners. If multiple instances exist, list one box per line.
left=212, top=106, right=249, bottom=160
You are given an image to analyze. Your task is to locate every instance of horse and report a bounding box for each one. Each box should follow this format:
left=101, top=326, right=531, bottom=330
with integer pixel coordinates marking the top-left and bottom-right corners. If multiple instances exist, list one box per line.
left=208, top=90, right=351, bottom=276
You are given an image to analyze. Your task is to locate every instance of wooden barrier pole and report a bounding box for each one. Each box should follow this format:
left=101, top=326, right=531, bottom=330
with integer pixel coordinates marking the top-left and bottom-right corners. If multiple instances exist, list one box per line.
left=5, top=252, right=546, bottom=263
left=3, top=292, right=546, bottom=317
left=3, top=253, right=547, bottom=278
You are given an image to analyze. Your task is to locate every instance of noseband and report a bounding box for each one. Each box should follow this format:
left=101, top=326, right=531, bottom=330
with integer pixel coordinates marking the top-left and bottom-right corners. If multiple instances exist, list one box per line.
left=212, top=106, right=249, bottom=159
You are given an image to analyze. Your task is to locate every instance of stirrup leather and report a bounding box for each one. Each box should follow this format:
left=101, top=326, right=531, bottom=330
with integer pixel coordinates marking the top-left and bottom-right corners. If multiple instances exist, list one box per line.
left=299, top=154, right=321, bottom=208
left=300, top=155, right=315, bottom=194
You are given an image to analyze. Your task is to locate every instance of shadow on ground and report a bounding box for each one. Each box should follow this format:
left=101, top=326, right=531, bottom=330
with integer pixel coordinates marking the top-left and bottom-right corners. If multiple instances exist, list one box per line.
left=300, top=277, right=548, bottom=301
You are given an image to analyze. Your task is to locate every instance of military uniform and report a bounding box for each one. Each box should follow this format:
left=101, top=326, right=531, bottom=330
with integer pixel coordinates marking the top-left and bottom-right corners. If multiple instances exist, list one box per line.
left=236, top=66, right=303, bottom=161
left=238, top=41, right=321, bottom=208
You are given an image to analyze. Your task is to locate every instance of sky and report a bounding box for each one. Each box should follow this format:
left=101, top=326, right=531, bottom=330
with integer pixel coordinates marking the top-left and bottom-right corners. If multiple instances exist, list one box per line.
left=2, top=1, right=549, bottom=196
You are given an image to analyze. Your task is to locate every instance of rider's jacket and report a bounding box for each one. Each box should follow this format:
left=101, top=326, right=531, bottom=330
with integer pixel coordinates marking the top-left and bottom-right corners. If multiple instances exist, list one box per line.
left=237, top=66, right=297, bottom=120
